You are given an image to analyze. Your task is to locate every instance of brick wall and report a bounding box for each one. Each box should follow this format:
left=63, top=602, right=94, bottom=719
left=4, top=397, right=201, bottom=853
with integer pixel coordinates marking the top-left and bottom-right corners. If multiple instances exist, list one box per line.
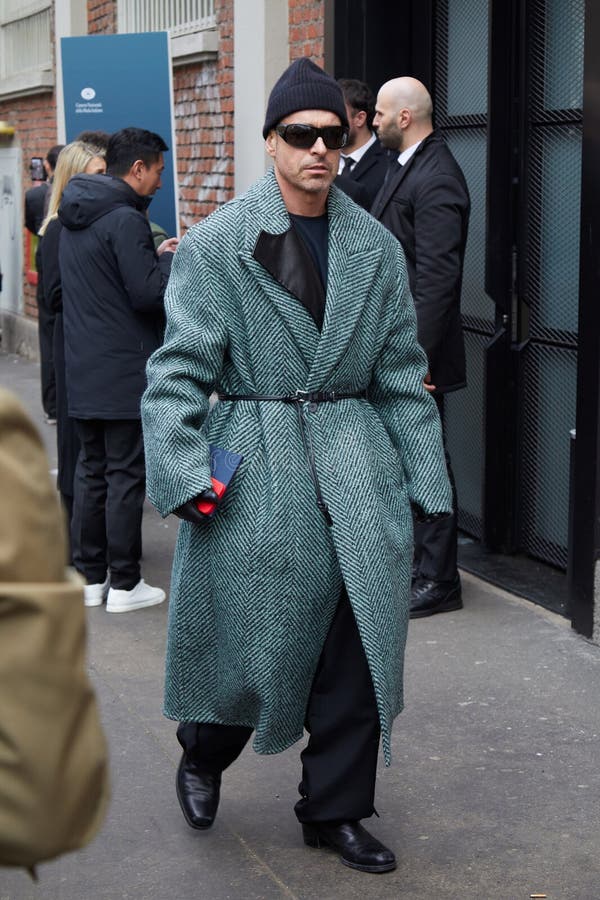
left=289, top=0, right=325, bottom=64
left=88, top=0, right=117, bottom=34
left=175, top=0, right=235, bottom=229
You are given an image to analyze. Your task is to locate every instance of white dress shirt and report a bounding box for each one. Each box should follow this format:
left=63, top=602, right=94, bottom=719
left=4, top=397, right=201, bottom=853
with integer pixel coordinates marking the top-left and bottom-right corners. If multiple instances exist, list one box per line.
left=395, top=139, right=423, bottom=167
left=338, top=132, right=378, bottom=175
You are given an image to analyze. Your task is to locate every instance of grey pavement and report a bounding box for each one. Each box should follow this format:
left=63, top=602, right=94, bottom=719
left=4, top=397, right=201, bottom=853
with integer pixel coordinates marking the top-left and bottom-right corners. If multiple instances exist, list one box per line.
left=2, top=349, right=600, bottom=900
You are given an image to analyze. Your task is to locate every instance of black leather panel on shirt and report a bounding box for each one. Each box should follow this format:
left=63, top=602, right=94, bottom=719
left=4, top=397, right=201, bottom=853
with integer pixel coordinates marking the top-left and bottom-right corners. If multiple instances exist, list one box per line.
left=253, top=228, right=326, bottom=330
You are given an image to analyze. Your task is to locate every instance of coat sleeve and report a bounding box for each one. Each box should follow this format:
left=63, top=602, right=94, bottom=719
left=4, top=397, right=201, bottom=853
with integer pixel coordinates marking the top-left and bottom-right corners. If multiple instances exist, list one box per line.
left=368, top=245, right=452, bottom=516
left=141, top=230, right=229, bottom=517
left=111, top=209, right=171, bottom=312
left=40, top=220, right=63, bottom=314
left=412, top=173, right=467, bottom=370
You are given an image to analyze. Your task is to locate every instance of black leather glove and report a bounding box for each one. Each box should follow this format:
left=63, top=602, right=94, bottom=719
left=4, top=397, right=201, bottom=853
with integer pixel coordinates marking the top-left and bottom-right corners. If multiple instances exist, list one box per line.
left=173, top=489, right=220, bottom=525
left=411, top=502, right=451, bottom=525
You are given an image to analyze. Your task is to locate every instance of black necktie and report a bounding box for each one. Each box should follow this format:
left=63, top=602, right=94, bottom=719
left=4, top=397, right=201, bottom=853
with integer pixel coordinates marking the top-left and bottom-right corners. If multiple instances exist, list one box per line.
left=383, top=155, right=401, bottom=186
left=340, top=156, right=354, bottom=178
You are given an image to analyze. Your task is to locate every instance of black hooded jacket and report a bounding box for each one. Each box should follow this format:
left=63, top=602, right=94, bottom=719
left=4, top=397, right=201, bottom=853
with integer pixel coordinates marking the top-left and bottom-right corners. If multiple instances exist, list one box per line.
left=58, top=174, right=173, bottom=419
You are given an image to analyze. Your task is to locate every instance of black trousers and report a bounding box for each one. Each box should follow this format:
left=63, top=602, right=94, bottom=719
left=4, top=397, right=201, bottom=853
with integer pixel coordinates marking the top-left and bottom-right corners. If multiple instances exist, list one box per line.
left=177, top=588, right=381, bottom=823
left=71, top=418, right=145, bottom=589
left=413, top=393, right=459, bottom=582
left=53, top=312, right=80, bottom=545
left=36, top=280, right=56, bottom=418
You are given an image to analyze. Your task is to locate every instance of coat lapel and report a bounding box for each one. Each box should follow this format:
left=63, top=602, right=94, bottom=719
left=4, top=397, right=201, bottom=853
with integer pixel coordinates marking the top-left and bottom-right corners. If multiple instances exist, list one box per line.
left=371, top=134, right=440, bottom=218
left=352, top=141, right=383, bottom=180
left=239, top=171, right=321, bottom=370
left=371, top=157, right=412, bottom=218
left=306, top=186, right=382, bottom=390
left=253, top=228, right=325, bottom=330
left=238, top=171, right=381, bottom=389
left=352, top=151, right=376, bottom=180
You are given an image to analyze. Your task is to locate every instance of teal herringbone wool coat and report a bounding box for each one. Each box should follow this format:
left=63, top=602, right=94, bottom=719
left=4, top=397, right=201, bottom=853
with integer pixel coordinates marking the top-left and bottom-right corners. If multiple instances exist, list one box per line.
left=142, top=168, right=451, bottom=764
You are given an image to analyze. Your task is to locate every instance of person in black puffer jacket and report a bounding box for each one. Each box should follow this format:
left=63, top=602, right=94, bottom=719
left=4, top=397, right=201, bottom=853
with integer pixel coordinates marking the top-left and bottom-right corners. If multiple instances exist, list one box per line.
left=39, top=140, right=107, bottom=547
left=58, top=127, right=178, bottom=613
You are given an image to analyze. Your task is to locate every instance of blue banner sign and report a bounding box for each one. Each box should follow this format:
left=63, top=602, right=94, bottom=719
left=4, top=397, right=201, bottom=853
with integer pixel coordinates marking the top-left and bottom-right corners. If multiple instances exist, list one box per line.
left=61, top=32, right=178, bottom=238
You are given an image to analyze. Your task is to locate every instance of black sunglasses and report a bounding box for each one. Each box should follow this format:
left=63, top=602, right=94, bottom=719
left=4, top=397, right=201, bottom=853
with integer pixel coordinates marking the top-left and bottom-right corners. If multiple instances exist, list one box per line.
left=275, top=123, right=349, bottom=150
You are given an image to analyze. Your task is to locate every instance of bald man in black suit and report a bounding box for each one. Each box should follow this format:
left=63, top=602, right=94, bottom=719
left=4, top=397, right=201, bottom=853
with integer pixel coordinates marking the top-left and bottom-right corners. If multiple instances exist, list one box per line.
left=372, top=76, right=470, bottom=619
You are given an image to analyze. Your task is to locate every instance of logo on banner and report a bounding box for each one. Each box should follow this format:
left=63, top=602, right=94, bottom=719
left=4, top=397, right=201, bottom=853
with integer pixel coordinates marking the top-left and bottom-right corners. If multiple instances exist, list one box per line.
left=76, top=86, right=103, bottom=115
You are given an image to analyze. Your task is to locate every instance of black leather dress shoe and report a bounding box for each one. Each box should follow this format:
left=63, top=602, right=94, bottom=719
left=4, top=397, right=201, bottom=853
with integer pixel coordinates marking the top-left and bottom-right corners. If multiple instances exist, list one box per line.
left=410, top=575, right=462, bottom=619
left=176, top=755, right=221, bottom=830
left=302, top=821, right=396, bottom=873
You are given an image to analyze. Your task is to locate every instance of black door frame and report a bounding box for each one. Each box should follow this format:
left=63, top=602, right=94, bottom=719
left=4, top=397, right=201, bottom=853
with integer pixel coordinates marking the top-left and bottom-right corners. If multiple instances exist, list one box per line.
left=569, top=0, right=600, bottom=638
left=483, top=0, right=522, bottom=553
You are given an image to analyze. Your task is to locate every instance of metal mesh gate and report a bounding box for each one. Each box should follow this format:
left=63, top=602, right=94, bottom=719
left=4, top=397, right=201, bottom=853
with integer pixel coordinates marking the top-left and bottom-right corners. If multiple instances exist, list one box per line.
left=434, top=0, right=584, bottom=571
left=434, top=0, right=493, bottom=540
left=520, top=0, right=583, bottom=568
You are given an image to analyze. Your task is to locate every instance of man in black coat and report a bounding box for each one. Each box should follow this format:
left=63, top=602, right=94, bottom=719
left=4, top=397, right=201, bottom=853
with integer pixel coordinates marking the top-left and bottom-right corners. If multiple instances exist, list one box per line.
left=58, top=128, right=178, bottom=613
left=372, top=77, right=470, bottom=618
left=336, top=78, right=389, bottom=207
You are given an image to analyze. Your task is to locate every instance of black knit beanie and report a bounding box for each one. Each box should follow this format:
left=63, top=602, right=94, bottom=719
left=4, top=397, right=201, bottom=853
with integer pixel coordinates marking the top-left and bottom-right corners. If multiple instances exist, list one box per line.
left=263, top=57, right=349, bottom=138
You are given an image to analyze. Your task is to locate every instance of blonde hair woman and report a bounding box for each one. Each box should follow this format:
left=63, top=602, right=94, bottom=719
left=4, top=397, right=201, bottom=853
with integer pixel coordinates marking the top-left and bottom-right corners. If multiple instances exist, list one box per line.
left=39, top=141, right=107, bottom=545
left=39, top=141, right=106, bottom=236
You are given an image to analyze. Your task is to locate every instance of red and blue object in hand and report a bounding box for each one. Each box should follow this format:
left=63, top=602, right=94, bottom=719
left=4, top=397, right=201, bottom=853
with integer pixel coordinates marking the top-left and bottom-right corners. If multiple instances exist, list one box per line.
left=173, top=446, right=243, bottom=524
left=195, top=446, right=244, bottom=516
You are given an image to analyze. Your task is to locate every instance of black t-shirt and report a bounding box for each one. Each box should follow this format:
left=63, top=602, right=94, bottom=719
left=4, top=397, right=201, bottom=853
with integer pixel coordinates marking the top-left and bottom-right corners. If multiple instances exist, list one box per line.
left=289, top=213, right=329, bottom=290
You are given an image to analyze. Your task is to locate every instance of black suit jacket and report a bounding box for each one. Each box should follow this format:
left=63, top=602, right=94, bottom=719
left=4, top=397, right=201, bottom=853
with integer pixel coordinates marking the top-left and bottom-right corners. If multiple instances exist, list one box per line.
left=342, top=137, right=389, bottom=208
left=371, top=131, right=470, bottom=393
left=333, top=175, right=371, bottom=211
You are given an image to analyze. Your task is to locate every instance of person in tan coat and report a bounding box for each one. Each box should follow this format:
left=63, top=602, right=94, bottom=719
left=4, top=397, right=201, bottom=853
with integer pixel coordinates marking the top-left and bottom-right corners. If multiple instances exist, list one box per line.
left=0, top=388, right=109, bottom=875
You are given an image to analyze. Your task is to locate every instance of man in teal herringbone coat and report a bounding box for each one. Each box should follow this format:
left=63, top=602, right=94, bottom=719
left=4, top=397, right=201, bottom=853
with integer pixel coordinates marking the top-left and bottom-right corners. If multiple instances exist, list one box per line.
left=142, top=58, right=452, bottom=874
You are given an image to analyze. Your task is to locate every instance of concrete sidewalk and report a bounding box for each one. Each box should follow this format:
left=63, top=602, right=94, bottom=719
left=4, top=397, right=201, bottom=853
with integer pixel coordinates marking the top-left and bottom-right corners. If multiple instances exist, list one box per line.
left=2, top=350, right=600, bottom=900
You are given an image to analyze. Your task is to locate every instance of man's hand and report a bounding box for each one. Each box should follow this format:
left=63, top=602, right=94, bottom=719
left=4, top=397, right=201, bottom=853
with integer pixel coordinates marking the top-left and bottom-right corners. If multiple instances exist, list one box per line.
left=173, top=489, right=220, bottom=525
left=157, top=237, right=179, bottom=255
left=411, top=502, right=450, bottom=524
left=424, top=371, right=436, bottom=393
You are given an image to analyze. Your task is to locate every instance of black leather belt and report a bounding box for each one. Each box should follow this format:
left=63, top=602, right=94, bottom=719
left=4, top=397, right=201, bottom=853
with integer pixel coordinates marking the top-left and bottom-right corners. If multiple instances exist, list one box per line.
left=217, top=390, right=367, bottom=525
left=218, top=390, right=363, bottom=404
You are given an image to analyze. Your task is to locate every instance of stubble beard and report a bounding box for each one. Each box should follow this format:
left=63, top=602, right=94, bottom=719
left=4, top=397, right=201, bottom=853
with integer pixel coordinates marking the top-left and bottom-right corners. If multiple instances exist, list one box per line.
left=302, top=173, right=334, bottom=193
left=378, top=123, right=402, bottom=152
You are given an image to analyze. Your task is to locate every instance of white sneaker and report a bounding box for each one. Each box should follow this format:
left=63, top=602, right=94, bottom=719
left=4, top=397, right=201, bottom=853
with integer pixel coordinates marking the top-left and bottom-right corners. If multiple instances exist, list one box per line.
left=106, top=579, right=166, bottom=613
left=84, top=571, right=110, bottom=607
